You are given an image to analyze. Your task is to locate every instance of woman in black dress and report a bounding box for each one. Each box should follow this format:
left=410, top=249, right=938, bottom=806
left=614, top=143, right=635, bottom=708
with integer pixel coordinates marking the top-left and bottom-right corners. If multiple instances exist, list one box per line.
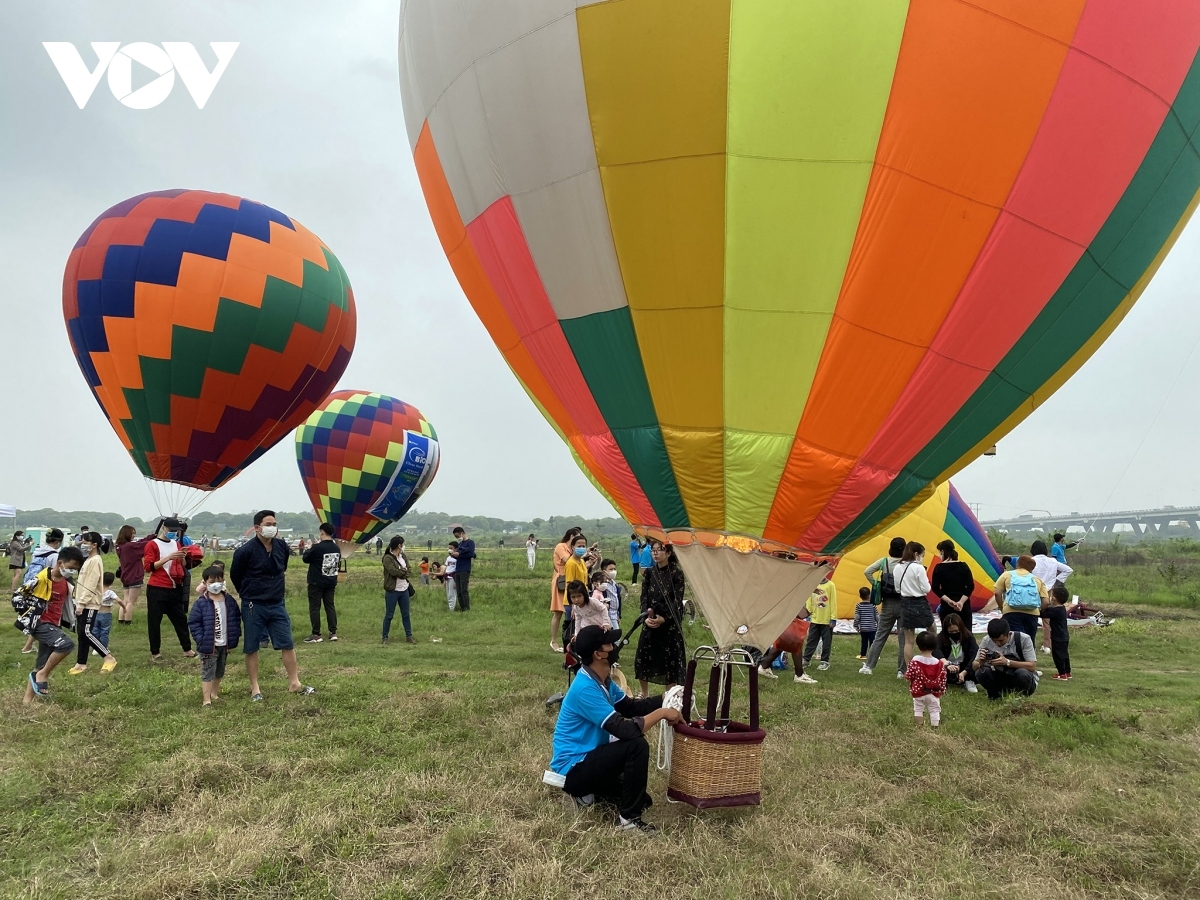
left=931, top=539, right=975, bottom=626
left=635, top=540, right=686, bottom=697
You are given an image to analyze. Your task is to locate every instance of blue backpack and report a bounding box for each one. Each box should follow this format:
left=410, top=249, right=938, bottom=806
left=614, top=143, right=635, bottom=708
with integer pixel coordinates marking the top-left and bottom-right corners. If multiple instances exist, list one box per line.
left=1005, top=573, right=1041, bottom=610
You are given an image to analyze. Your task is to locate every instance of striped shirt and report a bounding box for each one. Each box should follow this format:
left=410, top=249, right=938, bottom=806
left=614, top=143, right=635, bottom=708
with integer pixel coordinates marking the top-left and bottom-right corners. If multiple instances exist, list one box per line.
left=855, top=600, right=878, bottom=631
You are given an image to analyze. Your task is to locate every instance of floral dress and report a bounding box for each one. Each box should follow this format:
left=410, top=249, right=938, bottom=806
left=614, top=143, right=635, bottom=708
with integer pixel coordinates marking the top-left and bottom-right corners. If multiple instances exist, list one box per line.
left=634, top=562, right=687, bottom=685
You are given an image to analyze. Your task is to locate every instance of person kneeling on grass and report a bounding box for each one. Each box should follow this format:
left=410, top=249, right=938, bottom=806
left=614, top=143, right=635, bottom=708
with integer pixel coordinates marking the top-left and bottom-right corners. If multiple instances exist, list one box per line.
left=550, top=625, right=683, bottom=834
left=934, top=612, right=979, bottom=693
left=188, top=566, right=242, bottom=707
left=972, top=618, right=1039, bottom=700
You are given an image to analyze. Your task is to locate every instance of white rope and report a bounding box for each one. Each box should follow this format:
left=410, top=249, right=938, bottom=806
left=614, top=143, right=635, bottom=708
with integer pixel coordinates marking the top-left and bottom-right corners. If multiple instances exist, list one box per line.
left=655, top=685, right=686, bottom=772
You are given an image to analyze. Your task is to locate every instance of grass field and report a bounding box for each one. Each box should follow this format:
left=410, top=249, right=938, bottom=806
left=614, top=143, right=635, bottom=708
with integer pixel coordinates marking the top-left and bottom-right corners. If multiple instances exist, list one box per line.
left=4, top=548, right=1200, bottom=899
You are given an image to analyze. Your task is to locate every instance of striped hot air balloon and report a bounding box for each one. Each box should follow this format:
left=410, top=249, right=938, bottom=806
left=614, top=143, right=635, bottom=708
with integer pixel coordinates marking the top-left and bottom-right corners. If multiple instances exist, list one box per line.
left=295, top=391, right=440, bottom=545
left=399, top=1, right=1200, bottom=649
left=63, top=190, right=356, bottom=514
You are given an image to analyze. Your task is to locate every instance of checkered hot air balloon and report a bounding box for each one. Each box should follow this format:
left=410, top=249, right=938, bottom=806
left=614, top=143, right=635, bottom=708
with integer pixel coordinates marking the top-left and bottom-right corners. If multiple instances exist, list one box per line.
left=295, top=391, right=440, bottom=545
left=399, top=1, right=1200, bottom=651
left=63, top=190, right=356, bottom=513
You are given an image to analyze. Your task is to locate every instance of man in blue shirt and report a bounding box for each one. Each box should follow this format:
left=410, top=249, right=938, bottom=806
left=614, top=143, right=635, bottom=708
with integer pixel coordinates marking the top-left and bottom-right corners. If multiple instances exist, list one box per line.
left=230, top=510, right=314, bottom=701
left=550, top=625, right=681, bottom=833
left=449, top=526, right=476, bottom=612
left=1051, top=533, right=1081, bottom=565
left=629, top=535, right=642, bottom=584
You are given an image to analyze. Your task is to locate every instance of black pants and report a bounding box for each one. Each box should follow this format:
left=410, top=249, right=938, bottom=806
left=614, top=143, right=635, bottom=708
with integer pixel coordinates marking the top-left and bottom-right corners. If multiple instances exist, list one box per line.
left=308, top=583, right=338, bottom=636
left=759, top=646, right=802, bottom=675
left=631, top=563, right=640, bottom=584
left=1003, top=611, right=1040, bottom=644
left=563, top=735, right=652, bottom=820
left=76, top=608, right=110, bottom=664
left=455, top=570, right=470, bottom=611
left=803, top=623, right=833, bottom=664
left=976, top=666, right=1037, bottom=699
left=859, top=630, right=876, bottom=656
left=146, top=584, right=191, bottom=655
left=1051, top=639, right=1071, bottom=675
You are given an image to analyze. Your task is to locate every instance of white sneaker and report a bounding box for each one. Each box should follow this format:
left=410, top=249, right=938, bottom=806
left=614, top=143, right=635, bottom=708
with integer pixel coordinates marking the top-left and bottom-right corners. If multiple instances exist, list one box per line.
left=1040, top=646, right=1051, bottom=655
left=757, top=665, right=778, bottom=680
left=897, top=671, right=906, bottom=679
left=817, top=662, right=830, bottom=671
left=966, top=682, right=979, bottom=693
left=795, top=674, right=817, bottom=684
left=858, top=665, right=872, bottom=675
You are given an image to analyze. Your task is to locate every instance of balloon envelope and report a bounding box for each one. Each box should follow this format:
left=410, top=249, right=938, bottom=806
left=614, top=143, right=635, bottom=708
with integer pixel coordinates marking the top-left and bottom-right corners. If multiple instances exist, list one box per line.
left=295, top=391, right=440, bottom=544
left=830, top=482, right=1002, bottom=619
left=399, top=3, right=1200, bottom=553
left=63, top=189, right=356, bottom=491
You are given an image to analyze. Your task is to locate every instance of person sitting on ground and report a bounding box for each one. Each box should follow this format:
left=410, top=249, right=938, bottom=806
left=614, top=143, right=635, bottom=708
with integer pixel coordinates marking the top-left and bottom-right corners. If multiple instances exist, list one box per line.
left=934, top=612, right=979, bottom=693
left=992, top=554, right=1047, bottom=644
left=21, top=546, right=84, bottom=703
left=1043, top=584, right=1073, bottom=681
left=972, top=618, right=1039, bottom=700
left=853, top=586, right=877, bottom=661
left=549, top=625, right=682, bottom=834
left=187, top=565, right=243, bottom=707
left=905, top=631, right=947, bottom=728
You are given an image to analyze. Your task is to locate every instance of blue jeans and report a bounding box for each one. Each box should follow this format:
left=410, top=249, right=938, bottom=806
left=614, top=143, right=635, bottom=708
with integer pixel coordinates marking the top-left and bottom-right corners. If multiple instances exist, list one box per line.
left=94, top=612, right=113, bottom=651
left=383, top=589, right=411, bottom=639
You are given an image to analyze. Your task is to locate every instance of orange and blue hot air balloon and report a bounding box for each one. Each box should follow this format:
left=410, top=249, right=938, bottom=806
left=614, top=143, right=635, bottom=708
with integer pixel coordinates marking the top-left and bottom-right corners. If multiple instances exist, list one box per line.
left=63, top=190, right=356, bottom=513
left=295, top=391, right=440, bottom=545
left=399, top=2, right=1200, bottom=650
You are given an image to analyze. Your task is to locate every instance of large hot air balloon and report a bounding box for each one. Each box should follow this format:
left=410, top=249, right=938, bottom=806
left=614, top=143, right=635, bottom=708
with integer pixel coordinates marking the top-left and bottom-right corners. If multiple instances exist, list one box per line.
left=398, top=2, right=1200, bottom=651
left=63, top=190, right=356, bottom=514
left=295, top=391, right=440, bottom=547
left=830, top=482, right=1002, bottom=619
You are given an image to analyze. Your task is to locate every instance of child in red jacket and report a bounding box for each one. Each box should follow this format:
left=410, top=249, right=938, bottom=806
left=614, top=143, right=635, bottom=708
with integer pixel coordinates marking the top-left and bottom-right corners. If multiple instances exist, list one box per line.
left=905, top=631, right=947, bottom=728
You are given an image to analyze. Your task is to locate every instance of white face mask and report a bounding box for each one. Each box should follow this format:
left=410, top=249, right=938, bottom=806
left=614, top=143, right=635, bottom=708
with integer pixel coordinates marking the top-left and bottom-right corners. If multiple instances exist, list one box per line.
left=207, top=581, right=226, bottom=594
left=260, top=525, right=278, bottom=539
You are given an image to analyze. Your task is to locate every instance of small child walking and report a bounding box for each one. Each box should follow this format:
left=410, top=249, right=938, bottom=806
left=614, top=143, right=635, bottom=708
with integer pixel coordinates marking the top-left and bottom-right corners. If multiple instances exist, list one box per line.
left=187, top=565, right=242, bottom=707
left=904, top=631, right=947, bottom=728
left=1044, top=584, right=1072, bottom=680
left=853, top=586, right=878, bottom=660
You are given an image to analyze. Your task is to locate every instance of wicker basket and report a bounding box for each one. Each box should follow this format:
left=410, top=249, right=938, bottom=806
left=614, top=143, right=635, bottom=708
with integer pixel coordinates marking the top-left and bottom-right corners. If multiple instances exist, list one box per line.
left=667, top=658, right=766, bottom=808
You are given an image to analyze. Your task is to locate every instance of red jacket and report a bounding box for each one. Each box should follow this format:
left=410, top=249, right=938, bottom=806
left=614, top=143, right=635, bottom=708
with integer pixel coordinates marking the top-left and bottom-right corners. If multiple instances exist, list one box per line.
left=143, top=539, right=202, bottom=589
left=905, top=656, right=947, bottom=698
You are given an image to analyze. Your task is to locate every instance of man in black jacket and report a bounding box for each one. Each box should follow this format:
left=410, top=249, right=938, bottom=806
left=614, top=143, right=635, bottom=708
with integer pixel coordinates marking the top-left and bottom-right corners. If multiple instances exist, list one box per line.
left=549, top=625, right=682, bottom=833
left=230, top=510, right=314, bottom=701
left=302, top=522, right=341, bottom=643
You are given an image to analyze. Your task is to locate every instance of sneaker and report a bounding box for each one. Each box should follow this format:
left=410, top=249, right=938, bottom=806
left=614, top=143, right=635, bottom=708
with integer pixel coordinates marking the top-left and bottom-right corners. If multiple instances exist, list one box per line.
left=1040, top=646, right=1051, bottom=655
left=329, top=635, right=339, bottom=642
left=616, top=816, right=657, bottom=835
left=381, top=637, right=389, bottom=644
left=757, top=666, right=778, bottom=680
left=965, top=682, right=978, bottom=693
left=572, top=793, right=595, bottom=811
left=1052, top=674, right=1069, bottom=680
left=1062, top=673, right=1072, bottom=680
left=858, top=665, right=872, bottom=675
left=406, top=636, right=417, bottom=644
left=795, top=674, right=817, bottom=684
left=817, top=662, right=830, bottom=671
left=897, top=671, right=906, bottom=679
left=304, top=634, right=323, bottom=644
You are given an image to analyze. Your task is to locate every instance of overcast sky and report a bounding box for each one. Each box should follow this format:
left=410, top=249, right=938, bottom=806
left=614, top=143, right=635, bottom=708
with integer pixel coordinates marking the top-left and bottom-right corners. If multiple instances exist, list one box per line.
left=3, top=1, right=1200, bottom=525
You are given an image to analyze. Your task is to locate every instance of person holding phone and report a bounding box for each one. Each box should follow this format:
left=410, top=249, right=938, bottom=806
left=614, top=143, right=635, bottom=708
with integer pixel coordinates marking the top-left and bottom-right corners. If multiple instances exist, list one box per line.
left=972, top=618, right=1038, bottom=699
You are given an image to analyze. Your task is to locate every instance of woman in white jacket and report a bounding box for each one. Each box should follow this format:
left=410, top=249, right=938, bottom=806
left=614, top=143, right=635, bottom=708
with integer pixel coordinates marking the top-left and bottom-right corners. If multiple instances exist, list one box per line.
left=894, top=541, right=933, bottom=670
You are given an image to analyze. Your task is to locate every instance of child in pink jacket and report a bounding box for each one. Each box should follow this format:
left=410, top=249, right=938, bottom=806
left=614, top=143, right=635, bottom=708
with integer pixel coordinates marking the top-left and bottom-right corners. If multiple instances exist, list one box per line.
left=905, top=631, right=947, bottom=728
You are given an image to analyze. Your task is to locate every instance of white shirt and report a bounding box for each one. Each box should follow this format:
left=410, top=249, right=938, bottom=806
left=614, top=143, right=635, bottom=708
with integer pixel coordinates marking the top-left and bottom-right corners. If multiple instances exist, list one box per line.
left=1031, top=554, right=1071, bottom=588
left=444, top=555, right=456, bottom=575
left=894, top=560, right=932, bottom=598
left=395, top=552, right=409, bottom=591
left=212, top=596, right=227, bottom=647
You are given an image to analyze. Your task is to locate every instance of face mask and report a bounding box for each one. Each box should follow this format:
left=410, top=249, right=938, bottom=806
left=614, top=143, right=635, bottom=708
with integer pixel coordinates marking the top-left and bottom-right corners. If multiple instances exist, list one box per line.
left=61, top=568, right=78, bottom=581
left=574, top=547, right=587, bottom=557
left=948, top=632, right=960, bottom=638
left=260, top=526, right=278, bottom=539
left=604, top=569, right=616, bottom=582
left=165, top=531, right=178, bottom=541
left=207, top=581, right=226, bottom=594
left=605, top=646, right=620, bottom=665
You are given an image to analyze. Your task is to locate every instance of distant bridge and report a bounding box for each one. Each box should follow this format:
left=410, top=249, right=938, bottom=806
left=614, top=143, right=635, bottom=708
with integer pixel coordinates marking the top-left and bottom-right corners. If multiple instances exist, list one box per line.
left=981, top=506, right=1200, bottom=534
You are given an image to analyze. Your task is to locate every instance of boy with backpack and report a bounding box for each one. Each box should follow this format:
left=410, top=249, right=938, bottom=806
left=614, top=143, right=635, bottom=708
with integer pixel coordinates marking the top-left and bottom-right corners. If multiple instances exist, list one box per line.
left=992, top=554, right=1047, bottom=645
left=860, top=537, right=907, bottom=677
left=187, top=565, right=243, bottom=707
left=19, top=546, right=84, bottom=702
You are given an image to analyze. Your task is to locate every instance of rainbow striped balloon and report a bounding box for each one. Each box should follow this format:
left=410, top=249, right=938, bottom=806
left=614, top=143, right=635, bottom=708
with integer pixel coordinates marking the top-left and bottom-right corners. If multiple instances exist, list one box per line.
left=831, top=482, right=1002, bottom=619
left=400, top=2, right=1200, bottom=555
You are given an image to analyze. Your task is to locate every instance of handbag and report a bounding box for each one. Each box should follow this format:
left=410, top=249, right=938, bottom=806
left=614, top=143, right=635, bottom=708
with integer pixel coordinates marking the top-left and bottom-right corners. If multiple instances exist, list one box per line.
left=556, top=575, right=566, bottom=593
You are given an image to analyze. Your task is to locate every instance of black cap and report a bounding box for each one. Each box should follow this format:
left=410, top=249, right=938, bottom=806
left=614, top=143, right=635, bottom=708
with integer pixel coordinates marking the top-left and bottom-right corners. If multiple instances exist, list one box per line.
left=573, top=624, right=621, bottom=663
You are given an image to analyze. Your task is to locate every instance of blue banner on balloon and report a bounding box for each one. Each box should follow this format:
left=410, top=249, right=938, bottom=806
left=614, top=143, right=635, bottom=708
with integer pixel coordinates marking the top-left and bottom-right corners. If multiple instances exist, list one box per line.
left=367, top=432, right=431, bottom=522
